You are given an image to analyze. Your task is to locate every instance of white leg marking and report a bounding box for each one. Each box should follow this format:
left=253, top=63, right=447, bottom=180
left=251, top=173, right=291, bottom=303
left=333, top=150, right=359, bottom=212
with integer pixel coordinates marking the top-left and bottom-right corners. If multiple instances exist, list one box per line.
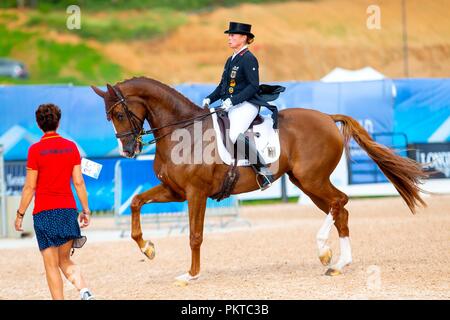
left=316, top=213, right=334, bottom=255
left=140, top=241, right=150, bottom=253
left=175, top=272, right=200, bottom=283
left=333, top=237, right=353, bottom=270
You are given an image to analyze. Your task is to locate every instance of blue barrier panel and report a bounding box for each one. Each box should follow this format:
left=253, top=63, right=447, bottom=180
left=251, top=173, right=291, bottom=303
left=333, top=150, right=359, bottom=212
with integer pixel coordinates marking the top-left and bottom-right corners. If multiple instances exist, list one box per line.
left=0, top=85, right=157, bottom=160
left=393, top=79, right=450, bottom=143
left=76, top=158, right=117, bottom=211
left=116, top=159, right=184, bottom=215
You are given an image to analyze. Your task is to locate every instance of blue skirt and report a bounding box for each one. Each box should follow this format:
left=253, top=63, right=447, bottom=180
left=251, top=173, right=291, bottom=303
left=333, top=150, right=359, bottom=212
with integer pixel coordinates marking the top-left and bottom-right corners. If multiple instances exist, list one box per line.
left=33, top=208, right=87, bottom=251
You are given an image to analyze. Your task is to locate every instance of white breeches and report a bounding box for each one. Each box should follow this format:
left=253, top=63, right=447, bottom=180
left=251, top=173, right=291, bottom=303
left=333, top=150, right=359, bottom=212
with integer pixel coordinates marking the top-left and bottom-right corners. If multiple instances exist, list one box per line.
left=226, top=101, right=259, bottom=144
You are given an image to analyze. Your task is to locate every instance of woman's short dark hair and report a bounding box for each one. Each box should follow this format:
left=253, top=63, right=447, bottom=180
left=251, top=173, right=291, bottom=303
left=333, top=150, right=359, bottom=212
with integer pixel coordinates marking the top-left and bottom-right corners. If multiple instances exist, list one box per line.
left=35, top=103, right=61, bottom=132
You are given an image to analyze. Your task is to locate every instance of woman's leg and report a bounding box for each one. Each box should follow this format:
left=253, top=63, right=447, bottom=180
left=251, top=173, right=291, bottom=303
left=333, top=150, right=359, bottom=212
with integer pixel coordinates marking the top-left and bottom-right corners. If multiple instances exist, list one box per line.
left=228, top=101, right=259, bottom=144
left=41, top=247, right=64, bottom=300
left=58, top=240, right=89, bottom=291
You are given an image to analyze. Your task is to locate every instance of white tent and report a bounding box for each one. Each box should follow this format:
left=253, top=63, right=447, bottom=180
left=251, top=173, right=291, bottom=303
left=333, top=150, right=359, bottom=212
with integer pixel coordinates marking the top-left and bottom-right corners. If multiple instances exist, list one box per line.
left=321, top=66, right=396, bottom=97
left=321, top=66, right=386, bottom=82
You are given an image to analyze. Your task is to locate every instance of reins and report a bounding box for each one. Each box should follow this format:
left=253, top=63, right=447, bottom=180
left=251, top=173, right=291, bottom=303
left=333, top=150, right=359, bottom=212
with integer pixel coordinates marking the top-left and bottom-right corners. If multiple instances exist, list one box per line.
left=107, top=85, right=220, bottom=146
left=138, top=110, right=221, bottom=145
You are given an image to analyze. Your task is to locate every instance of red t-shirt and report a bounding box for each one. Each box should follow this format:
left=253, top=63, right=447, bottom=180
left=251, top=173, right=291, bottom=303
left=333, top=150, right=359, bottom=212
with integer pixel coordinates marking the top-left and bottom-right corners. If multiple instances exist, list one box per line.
left=27, top=132, right=81, bottom=214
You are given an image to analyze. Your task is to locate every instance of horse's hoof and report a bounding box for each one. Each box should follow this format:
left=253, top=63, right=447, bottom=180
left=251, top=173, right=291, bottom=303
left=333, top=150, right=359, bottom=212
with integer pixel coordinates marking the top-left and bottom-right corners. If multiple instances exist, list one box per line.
left=141, top=241, right=155, bottom=260
left=325, top=268, right=342, bottom=276
left=174, top=272, right=200, bottom=286
left=319, top=248, right=333, bottom=266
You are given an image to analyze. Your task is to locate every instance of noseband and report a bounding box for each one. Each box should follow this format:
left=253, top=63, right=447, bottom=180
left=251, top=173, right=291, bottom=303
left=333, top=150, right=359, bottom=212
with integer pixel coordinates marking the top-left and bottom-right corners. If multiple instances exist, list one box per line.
left=106, top=85, right=222, bottom=146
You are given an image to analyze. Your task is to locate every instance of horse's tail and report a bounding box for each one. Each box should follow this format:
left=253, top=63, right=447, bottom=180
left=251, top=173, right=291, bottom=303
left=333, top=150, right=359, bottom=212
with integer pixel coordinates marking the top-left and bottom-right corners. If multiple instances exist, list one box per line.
left=331, top=114, right=428, bottom=214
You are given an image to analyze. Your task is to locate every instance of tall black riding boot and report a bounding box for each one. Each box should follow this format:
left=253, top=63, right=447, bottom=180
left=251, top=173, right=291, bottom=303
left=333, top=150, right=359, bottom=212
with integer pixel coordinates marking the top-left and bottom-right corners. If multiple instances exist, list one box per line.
left=235, top=133, right=274, bottom=190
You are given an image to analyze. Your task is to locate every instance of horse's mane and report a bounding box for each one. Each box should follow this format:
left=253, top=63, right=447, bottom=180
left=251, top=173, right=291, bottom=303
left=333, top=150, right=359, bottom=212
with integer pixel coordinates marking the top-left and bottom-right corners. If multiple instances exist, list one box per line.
left=117, top=76, right=203, bottom=111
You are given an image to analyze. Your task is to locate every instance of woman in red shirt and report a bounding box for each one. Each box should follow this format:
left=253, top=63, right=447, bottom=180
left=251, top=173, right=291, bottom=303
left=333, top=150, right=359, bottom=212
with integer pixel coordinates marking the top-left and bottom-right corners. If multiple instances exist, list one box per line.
left=15, top=103, right=94, bottom=300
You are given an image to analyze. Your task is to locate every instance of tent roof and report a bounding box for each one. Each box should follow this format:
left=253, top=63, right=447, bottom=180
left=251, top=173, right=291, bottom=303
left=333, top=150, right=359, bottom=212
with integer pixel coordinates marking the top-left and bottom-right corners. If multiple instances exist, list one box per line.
left=321, top=67, right=387, bottom=82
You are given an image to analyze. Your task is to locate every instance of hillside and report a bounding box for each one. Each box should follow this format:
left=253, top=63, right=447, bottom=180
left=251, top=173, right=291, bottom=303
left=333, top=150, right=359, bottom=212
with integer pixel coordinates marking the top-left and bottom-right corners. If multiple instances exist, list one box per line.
left=125, top=0, right=450, bottom=83
left=1, top=0, right=449, bottom=85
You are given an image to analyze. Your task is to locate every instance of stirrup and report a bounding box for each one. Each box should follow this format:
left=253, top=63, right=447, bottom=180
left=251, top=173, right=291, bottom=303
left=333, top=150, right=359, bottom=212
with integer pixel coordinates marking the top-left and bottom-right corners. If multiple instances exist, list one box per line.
left=256, top=172, right=273, bottom=191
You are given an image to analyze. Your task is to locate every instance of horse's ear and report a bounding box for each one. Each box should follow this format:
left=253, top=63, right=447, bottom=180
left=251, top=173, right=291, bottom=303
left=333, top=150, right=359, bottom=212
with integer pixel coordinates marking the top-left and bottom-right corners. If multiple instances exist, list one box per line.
left=106, top=84, right=116, bottom=97
left=91, top=85, right=106, bottom=98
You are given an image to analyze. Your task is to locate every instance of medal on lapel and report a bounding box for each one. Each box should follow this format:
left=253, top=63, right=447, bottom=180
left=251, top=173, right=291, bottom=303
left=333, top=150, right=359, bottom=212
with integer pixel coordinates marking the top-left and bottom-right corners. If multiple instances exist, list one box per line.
left=230, top=79, right=236, bottom=87
left=231, top=66, right=239, bottom=78
left=229, top=87, right=234, bottom=93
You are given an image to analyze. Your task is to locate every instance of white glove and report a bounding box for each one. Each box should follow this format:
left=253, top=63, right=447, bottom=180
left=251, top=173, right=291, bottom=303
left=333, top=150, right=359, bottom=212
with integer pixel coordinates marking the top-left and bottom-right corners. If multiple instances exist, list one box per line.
left=221, top=98, right=233, bottom=112
left=202, top=98, right=210, bottom=108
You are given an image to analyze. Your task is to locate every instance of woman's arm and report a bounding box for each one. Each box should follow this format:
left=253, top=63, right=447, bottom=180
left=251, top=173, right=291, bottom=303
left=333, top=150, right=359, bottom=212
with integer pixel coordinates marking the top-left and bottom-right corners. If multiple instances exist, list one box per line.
left=72, top=165, right=89, bottom=212
left=15, top=169, right=38, bottom=231
left=72, top=165, right=91, bottom=228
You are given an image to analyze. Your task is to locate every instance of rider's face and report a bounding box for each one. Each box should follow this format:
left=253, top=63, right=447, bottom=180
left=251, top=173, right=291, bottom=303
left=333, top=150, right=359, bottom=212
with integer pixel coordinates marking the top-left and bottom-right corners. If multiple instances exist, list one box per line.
left=228, top=33, right=247, bottom=50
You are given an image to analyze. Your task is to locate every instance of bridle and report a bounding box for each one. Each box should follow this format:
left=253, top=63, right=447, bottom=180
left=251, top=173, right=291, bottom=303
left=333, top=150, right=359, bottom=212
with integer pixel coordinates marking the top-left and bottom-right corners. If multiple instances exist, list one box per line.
left=106, top=85, right=221, bottom=146
left=106, top=86, right=143, bottom=142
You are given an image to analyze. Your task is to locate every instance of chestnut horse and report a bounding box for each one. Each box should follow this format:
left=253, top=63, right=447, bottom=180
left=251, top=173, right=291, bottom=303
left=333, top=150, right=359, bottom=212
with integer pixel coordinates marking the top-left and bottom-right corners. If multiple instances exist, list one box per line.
left=91, top=77, right=427, bottom=283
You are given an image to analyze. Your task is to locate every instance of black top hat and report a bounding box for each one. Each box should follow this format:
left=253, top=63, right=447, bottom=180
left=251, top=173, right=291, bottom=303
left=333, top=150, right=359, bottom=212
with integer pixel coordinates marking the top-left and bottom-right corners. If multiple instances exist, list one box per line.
left=224, top=22, right=255, bottom=39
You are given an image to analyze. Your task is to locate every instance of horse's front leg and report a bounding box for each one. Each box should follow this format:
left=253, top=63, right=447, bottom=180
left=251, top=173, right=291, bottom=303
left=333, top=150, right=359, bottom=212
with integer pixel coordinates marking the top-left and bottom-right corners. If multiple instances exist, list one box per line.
left=175, top=190, right=207, bottom=286
left=130, top=184, right=184, bottom=259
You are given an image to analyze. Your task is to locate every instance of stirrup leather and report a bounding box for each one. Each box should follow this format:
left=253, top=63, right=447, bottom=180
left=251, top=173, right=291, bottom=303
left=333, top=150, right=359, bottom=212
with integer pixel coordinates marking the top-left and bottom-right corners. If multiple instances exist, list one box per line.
left=256, top=172, right=272, bottom=191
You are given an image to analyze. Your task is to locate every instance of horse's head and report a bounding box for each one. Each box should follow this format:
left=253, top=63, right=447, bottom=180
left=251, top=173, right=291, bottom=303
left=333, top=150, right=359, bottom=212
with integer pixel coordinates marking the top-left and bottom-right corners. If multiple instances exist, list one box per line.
left=91, top=84, right=148, bottom=158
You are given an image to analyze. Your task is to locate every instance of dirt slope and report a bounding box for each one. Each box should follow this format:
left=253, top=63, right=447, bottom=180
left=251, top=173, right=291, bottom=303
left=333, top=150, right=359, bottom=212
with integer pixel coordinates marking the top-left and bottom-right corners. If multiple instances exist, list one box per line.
left=101, top=0, right=450, bottom=83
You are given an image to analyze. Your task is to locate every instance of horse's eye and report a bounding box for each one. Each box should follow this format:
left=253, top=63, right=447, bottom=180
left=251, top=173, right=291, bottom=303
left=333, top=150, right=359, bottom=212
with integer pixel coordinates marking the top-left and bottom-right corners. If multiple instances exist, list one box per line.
left=116, top=113, right=124, bottom=121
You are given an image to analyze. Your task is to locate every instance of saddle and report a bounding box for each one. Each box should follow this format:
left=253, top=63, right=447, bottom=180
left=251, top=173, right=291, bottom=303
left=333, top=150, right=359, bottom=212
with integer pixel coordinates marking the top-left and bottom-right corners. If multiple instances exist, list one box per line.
left=211, top=108, right=281, bottom=167
left=210, top=108, right=281, bottom=201
left=216, top=111, right=264, bottom=157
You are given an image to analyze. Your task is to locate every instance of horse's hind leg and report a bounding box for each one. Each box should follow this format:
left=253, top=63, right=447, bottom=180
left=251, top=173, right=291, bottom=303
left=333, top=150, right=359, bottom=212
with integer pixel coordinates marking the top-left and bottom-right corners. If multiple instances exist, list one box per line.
left=288, top=173, right=352, bottom=275
left=327, top=207, right=352, bottom=275
left=130, top=184, right=184, bottom=259
left=310, top=186, right=352, bottom=276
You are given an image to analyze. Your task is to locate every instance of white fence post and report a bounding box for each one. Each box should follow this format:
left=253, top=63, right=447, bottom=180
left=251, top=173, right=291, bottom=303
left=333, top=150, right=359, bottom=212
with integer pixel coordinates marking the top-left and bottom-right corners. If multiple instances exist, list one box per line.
left=114, top=160, right=122, bottom=218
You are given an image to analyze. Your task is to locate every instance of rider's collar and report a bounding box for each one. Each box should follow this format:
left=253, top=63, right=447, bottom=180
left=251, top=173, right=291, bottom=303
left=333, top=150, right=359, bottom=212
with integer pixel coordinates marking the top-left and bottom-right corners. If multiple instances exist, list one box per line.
left=232, top=45, right=248, bottom=60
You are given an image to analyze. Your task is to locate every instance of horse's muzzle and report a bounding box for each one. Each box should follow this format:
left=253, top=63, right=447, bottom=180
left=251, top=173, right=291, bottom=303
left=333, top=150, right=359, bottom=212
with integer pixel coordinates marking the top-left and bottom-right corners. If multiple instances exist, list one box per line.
left=122, top=139, right=142, bottom=158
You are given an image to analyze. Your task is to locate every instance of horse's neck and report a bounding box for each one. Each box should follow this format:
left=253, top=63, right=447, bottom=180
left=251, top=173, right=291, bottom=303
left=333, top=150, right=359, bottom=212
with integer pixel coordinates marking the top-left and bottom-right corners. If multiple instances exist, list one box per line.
left=137, top=84, right=205, bottom=129
left=125, top=80, right=209, bottom=160
left=145, top=100, right=204, bottom=129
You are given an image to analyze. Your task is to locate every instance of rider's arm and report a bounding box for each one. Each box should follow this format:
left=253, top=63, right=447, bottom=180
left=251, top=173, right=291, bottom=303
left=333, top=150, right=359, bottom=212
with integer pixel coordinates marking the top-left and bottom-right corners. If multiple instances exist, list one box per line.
left=207, top=84, right=222, bottom=104
left=229, top=54, right=259, bottom=106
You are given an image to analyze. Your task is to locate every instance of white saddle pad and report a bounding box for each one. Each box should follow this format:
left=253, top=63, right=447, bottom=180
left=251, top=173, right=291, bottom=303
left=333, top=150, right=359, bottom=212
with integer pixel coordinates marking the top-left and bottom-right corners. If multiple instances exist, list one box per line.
left=210, top=108, right=281, bottom=166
